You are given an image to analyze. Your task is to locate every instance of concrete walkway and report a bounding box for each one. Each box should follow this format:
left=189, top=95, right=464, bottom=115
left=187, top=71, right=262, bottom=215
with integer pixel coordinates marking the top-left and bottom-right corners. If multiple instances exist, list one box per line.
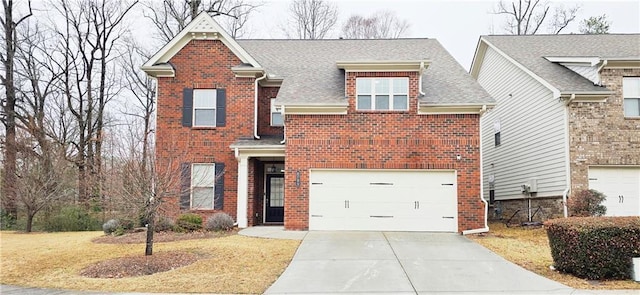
left=264, top=231, right=639, bottom=295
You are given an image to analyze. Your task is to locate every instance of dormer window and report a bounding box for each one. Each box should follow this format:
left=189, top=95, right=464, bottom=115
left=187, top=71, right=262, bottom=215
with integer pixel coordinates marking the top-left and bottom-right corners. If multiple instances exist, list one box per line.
left=356, top=77, right=408, bottom=111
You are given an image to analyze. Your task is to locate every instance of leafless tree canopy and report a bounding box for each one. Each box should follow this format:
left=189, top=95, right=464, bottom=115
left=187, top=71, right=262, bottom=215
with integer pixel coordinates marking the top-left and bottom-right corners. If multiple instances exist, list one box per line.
left=286, top=0, right=337, bottom=39
left=342, top=10, right=410, bottom=39
left=143, top=0, right=261, bottom=43
left=493, top=0, right=580, bottom=35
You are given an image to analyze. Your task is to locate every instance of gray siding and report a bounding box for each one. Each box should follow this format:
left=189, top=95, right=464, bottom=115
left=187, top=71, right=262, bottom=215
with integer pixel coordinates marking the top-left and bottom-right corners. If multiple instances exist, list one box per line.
left=478, top=47, right=568, bottom=200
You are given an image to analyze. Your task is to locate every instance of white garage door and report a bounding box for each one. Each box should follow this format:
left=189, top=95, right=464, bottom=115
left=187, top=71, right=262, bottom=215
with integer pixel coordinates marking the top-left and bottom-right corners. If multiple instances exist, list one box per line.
left=309, top=169, right=458, bottom=232
left=588, top=167, right=640, bottom=216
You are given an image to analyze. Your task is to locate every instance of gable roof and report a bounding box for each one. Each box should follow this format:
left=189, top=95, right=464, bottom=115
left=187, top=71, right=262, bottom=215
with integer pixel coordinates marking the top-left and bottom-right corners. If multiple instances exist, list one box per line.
left=238, top=39, right=494, bottom=106
left=471, top=34, right=640, bottom=95
left=142, top=12, right=261, bottom=76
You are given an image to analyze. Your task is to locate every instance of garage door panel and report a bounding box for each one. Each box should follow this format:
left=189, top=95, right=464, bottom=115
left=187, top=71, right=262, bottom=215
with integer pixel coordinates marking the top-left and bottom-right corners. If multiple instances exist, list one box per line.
left=309, top=170, right=458, bottom=232
left=588, top=167, right=640, bottom=217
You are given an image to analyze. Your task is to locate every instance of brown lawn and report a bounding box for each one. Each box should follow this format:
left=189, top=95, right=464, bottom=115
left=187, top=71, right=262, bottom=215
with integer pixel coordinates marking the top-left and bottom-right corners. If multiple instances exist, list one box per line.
left=0, top=230, right=300, bottom=294
left=468, top=222, right=639, bottom=290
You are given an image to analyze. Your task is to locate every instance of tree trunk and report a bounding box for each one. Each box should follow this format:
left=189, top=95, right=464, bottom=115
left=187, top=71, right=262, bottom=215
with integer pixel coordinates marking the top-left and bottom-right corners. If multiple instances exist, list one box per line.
left=25, top=212, right=34, bottom=233
left=145, top=209, right=155, bottom=256
left=2, top=0, right=18, bottom=220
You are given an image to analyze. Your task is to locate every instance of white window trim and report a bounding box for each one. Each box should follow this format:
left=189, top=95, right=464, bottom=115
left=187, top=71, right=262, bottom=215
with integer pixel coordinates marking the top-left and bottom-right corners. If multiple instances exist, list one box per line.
left=193, top=89, right=217, bottom=127
left=270, top=98, right=283, bottom=126
left=191, top=163, right=215, bottom=210
left=623, top=77, right=640, bottom=118
left=356, top=77, right=409, bottom=111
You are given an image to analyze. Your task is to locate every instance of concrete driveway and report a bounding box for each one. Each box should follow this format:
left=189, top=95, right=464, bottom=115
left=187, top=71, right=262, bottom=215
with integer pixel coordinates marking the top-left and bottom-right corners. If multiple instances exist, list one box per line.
left=265, top=231, right=573, bottom=294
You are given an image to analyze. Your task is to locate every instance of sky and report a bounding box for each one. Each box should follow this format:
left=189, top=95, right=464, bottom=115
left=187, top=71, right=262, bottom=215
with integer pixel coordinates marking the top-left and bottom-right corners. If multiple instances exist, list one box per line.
left=240, top=0, right=640, bottom=70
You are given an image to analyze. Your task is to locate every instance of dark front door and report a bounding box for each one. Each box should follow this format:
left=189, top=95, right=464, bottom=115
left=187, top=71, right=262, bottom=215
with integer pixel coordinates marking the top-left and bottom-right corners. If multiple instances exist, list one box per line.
left=265, top=174, right=284, bottom=223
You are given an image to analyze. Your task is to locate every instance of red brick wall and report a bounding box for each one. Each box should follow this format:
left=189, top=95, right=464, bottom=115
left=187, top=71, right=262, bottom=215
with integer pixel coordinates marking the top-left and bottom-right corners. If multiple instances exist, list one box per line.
left=258, top=87, right=283, bottom=136
left=284, top=72, right=484, bottom=231
left=155, top=39, right=256, bottom=222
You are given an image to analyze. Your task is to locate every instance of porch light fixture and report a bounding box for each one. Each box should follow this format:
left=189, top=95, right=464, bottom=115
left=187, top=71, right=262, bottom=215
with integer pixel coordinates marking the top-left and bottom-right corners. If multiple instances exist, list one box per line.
left=268, top=164, right=277, bottom=173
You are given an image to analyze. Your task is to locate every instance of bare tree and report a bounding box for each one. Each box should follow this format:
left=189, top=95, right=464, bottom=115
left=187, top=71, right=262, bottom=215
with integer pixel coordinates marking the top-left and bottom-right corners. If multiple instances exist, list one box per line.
left=1, top=0, right=32, bottom=221
left=580, top=14, right=610, bottom=34
left=342, top=10, right=410, bottom=39
left=286, top=0, right=337, bottom=39
left=143, top=0, right=261, bottom=43
left=493, top=0, right=580, bottom=35
left=49, top=0, right=138, bottom=207
left=15, top=143, right=73, bottom=232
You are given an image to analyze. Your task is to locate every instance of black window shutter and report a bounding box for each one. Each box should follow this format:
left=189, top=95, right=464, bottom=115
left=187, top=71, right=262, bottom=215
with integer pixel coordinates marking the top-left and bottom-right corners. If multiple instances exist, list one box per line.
left=216, top=88, right=226, bottom=127
left=182, top=88, right=193, bottom=127
left=214, top=163, right=225, bottom=210
left=180, top=163, right=191, bottom=210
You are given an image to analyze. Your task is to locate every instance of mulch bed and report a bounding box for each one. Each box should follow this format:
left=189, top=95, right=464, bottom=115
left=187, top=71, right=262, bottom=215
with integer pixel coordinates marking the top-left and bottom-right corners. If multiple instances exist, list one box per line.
left=80, top=251, right=200, bottom=278
left=83, top=229, right=238, bottom=278
left=92, top=229, right=237, bottom=244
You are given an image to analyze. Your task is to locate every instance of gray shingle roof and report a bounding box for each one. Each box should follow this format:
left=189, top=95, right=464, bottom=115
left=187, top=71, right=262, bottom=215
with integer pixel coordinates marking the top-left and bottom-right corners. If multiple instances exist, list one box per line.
left=482, top=34, right=640, bottom=93
left=237, top=39, right=494, bottom=105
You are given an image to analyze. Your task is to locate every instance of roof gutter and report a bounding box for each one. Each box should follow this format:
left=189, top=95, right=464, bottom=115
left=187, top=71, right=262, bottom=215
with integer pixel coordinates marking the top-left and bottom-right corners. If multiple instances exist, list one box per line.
left=565, top=93, right=576, bottom=106
left=254, top=73, right=267, bottom=139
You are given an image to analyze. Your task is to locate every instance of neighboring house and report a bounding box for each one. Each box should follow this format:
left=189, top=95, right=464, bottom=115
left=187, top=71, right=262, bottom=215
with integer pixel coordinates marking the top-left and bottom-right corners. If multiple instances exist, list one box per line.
left=470, top=34, right=640, bottom=221
left=142, top=13, right=495, bottom=233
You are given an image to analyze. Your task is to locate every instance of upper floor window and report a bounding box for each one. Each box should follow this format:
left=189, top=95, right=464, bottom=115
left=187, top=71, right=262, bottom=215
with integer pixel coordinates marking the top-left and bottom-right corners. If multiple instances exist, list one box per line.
left=623, top=77, right=640, bottom=118
left=271, top=98, right=283, bottom=126
left=356, top=77, right=408, bottom=111
left=193, top=89, right=217, bottom=127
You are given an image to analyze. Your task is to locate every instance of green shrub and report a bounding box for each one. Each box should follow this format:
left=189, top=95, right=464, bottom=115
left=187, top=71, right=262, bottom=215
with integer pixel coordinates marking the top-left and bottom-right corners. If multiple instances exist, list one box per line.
left=545, top=216, right=640, bottom=280
left=175, top=213, right=202, bottom=232
left=0, top=209, right=16, bottom=230
left=154, top=216, right=175, bottom=232
left=102, top=219, right=119, bottom=234
left=113, top=226, right=125, bottom=236
left=45, top=206, right=101, bottom=232
left=568, top=189, right=607, bottom=217
left=205, top=213, right=234, bottom=231
left=118, top=218, right=136, bottom=230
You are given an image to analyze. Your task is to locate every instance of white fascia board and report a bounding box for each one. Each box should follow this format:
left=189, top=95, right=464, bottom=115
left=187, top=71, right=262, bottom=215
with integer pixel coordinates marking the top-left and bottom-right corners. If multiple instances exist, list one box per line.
left=418, top=103, right=495, bottom=115
left=469, top=37, right=488, bottom=78
left=545, top=56, right=601, bottom=66
left=142, top=12, right=261, bottom=77
left=603, top=59, right=640, bottom=68
left=336, top=60, right=430, bottom=72
left=141, top=65, right=175, bottom=78
left=231, top=66, right=265, bottom=78
left=481, top=39, right=561, bottom=99
left=561, top=91, right=613, bottom=103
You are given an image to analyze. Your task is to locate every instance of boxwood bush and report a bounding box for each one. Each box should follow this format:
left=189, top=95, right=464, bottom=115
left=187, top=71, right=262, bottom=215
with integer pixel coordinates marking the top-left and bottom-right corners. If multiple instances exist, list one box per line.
left=175, top=213, right=203, bottom=232
left=545, top=216, right=640, bottom=280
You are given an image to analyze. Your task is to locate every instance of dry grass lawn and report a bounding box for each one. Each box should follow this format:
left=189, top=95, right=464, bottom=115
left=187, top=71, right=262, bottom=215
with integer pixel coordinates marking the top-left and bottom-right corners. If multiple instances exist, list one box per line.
left=469, top=222, right=640, bottom=290
left=0, top=230, right=300, bottom=294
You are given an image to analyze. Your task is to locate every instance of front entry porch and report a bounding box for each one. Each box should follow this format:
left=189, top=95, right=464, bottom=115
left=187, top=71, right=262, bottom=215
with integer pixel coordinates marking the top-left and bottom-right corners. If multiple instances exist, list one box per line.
left=231, top=137, right=285, bottom=228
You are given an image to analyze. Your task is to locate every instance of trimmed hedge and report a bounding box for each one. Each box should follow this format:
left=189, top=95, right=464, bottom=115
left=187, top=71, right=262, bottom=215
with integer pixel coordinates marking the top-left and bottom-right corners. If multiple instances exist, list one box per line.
left=175, top=213, right=202, bottom=232
left=545, top=216, right=640, bottom=280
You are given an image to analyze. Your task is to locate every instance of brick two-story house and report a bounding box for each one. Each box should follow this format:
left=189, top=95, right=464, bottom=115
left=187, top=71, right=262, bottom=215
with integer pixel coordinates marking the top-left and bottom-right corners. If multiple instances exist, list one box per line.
left=143, top=13, right=495, bottom=233
left=470, top=34, right=640, bottom=221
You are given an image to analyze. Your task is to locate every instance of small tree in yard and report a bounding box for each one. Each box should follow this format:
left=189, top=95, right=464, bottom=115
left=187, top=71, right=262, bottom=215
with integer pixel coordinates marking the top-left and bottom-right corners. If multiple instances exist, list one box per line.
left=568, top=189, right=607, bottom=217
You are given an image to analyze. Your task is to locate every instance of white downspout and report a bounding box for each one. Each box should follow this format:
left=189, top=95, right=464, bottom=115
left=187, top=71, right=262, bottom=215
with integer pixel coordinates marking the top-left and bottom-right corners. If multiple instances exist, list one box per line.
left=562, top=188, right=569, bottom=218
left=280, top=106, right=286, bottom=144
left=562, top=93, right=575, bottom=217
left=418, top=61, right=426, bottom=96
left=254, top=73, right=267, bottom=139
left=463, top=105, right=490, bottom=235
